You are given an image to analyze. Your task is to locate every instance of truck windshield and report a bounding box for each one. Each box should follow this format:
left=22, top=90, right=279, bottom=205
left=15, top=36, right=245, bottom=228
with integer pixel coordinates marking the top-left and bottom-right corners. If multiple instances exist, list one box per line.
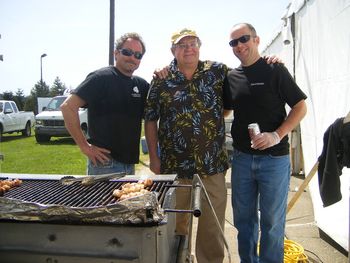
left=0, top=102, right=3, bottom=113
left=46, top=97, right=67, bottom=111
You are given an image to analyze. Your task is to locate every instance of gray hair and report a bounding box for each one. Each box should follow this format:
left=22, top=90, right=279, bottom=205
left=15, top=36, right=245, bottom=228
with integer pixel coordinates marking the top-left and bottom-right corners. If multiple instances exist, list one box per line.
left=115, top=32, right=146, bottom=54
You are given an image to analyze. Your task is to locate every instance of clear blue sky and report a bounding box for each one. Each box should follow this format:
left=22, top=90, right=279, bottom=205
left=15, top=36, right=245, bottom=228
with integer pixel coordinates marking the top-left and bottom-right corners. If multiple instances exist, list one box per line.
left=0, top=0, right=290, bottom=96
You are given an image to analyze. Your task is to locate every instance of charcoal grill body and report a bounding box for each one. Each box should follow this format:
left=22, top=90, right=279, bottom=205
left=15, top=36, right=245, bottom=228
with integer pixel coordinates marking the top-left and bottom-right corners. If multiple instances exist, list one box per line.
left=0, top=218, right=178, bottom=262
left=0, top=174, right=181, bottom=263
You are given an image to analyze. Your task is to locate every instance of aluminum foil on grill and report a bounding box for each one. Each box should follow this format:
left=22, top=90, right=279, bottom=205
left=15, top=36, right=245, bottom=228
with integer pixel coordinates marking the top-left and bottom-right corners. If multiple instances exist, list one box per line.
left=0, top=192, right=165, bottom=225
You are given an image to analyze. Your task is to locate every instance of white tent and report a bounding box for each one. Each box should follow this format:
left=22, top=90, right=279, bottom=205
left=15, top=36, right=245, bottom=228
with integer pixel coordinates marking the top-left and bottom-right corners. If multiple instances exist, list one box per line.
left=262, top=0, right=349, bottom=251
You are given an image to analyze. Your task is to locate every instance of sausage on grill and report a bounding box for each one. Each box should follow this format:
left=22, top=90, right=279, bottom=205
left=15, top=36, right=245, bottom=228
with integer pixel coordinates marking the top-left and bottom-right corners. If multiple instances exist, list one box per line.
left=0, top=179, right=22, bottom=196
left=112, top=179, right=153, bottom=201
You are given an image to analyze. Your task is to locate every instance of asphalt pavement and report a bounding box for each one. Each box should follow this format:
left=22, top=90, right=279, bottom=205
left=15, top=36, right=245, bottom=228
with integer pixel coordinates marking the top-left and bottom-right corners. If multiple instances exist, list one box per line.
left=193, top=170, right=348, bottom=263
left=137, top=165, right=348, bottom=263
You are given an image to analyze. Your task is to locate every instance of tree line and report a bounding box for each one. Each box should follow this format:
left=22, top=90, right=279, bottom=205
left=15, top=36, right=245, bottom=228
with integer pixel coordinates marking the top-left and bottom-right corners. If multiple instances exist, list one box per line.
left=0, top=76, right=68, bottom=114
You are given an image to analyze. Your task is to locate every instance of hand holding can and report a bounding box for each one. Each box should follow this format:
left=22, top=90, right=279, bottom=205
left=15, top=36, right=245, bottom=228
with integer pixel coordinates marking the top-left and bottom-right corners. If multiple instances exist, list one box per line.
left=249, top=123, right=281, bottom=150
left=248, top=123, right=260, bottom=140
left=249, top=123, right=261, bottom=149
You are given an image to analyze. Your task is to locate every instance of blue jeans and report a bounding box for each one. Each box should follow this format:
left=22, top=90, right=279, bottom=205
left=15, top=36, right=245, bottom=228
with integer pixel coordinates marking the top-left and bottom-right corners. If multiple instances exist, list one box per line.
left=87, top=158, right=135, bottom=175
left=231, top=149, right=290, bottom=263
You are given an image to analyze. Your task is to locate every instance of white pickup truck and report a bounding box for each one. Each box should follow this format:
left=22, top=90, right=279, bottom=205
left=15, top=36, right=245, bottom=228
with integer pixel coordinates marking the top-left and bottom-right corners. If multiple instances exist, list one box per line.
left=0, top=100, right=35, bottom=140
left=34, top=95, right=88, bottom=143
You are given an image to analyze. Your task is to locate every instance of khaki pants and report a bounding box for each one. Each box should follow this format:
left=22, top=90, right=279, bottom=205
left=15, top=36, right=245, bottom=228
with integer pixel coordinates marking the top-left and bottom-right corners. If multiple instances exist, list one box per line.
left=175, top=172, right=227, bottom=263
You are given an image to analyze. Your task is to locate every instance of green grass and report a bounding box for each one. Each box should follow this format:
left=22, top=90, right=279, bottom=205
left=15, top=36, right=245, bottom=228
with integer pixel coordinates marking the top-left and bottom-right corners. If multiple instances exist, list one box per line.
left=0, top=131, right=149, bottom=175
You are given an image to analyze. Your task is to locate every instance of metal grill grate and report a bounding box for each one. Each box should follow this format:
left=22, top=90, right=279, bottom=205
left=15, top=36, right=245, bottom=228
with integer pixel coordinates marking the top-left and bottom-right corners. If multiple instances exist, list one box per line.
left=2, top=179, right=173, bottom=208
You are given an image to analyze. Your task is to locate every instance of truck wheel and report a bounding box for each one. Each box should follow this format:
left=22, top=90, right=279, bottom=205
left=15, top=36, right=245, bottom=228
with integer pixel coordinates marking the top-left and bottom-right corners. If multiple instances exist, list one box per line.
left=22, top=122, right=32, bottom=137
left=35, top=134, right=51, bottom=143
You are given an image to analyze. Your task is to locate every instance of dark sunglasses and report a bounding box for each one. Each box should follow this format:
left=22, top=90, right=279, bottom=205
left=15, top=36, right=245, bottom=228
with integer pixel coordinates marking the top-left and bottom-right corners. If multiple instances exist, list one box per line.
left=118, top=48, right=143, bottom=60
left=229, top=35, right=253, bottom=47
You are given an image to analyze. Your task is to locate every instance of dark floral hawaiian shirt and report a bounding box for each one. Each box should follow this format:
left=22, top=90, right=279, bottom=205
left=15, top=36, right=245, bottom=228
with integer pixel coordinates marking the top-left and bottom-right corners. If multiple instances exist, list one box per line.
left=144, top=59, right=229, bottom=179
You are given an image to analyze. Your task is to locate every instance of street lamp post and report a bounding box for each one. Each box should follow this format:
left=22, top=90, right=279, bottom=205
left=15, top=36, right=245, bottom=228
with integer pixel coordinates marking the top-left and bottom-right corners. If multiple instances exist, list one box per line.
left=40, top=53, right=47, bottom=84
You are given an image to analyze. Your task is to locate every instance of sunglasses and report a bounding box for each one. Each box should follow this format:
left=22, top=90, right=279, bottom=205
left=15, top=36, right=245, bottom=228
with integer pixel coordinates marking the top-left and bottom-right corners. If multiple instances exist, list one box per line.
left=118, top=48, right=143, bottom=60
left=174, top=42, right=200, bottom=50
left=229, top=35, right=254, bottom=47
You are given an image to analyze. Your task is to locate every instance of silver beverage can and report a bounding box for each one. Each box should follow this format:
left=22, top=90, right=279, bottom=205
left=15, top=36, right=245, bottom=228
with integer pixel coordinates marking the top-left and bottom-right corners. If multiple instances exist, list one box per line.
left=248, top=123, right=261, bottom=139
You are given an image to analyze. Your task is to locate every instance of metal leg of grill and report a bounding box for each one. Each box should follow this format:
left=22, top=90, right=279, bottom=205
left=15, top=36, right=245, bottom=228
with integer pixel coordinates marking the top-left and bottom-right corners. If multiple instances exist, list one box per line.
left=164, top=177, right=203, bottom=263
left=176, top=235, right=194, bottom=263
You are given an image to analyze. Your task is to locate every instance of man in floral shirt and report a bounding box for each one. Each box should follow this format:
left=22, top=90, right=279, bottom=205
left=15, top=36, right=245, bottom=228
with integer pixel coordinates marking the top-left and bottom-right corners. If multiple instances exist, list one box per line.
left=144, top=28, right=229, bottom=263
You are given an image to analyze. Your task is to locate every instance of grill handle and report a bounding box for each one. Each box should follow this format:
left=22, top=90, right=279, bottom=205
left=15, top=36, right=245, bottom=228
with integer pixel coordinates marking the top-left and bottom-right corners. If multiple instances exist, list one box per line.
left=192, top=182, right=202, bottom=217
left=163, top=184, right=202, bottom=217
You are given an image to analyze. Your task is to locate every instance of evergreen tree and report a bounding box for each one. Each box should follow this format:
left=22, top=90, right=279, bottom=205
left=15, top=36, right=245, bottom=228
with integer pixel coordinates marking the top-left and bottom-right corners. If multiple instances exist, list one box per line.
left=1, top=91, right=14, bottom=101
left=0, top=90, right=25, bottom=111
left=50, top=76, right=66, bottom=96
left=23, top=95, right=36, bottom=113
left=31, top=81, right=50, bottom=97
left=28, top=81, right=50, bottom=114
left=14, top=89, right=25, bottom=110
left=1, top=78, right=68, bottom=114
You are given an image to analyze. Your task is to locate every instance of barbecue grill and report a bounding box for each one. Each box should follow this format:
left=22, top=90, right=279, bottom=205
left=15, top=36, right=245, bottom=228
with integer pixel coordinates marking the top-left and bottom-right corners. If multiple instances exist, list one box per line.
left=0, top=173, right=196, bottom=263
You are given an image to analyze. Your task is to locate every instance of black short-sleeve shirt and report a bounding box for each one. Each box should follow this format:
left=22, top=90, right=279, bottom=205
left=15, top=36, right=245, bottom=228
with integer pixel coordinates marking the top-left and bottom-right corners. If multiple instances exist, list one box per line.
left=223, top=58, right=307, bottom=156
left=73, top=66, right=149, bottom=163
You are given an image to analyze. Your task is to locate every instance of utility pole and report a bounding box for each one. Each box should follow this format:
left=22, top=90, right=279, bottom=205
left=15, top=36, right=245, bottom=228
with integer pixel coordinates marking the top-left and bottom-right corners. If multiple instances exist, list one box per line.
left=109, top=0, right=115, bottom=66
left=0, top=34, right=3, bottom=61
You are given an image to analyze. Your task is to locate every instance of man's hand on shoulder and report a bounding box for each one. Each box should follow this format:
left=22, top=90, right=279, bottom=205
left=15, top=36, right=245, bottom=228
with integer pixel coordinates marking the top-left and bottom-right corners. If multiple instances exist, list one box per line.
left=153, top=66, right=170, bottom=80
left=263, top=55, right=283, bottom=64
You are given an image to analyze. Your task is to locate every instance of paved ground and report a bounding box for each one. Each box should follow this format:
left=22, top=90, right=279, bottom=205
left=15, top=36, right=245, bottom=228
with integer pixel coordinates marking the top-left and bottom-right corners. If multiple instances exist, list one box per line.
left=220, top=171, right=348, bottom=263
left=137, top=165, right=348, bottom=263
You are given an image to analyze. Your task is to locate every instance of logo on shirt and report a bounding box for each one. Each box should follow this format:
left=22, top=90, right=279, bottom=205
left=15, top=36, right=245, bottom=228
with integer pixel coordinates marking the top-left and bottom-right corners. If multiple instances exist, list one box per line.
left=131, top=86, right=141, bottom=98
left=250, top=82, right=264, bottom=86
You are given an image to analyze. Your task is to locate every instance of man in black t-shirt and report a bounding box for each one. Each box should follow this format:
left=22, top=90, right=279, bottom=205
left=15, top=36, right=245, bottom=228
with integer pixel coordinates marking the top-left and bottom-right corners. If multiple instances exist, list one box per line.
left=223, top=23, right=307, bottom=263
left=61, top=32, right=149, bottom=175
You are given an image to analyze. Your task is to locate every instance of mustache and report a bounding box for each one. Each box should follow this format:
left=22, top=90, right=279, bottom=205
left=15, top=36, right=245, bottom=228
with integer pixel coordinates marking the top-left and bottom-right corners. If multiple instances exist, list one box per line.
left=126, top=61, right=138, bottom=66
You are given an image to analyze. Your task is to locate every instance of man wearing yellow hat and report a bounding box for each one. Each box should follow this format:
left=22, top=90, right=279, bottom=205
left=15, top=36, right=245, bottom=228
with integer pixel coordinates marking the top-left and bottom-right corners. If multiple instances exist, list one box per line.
left=144, top=28, right=229, bottom=263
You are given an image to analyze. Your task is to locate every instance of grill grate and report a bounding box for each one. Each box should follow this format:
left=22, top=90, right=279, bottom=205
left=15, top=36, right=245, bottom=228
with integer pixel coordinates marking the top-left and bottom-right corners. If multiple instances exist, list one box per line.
left=2, top=179, right=173, bottom=208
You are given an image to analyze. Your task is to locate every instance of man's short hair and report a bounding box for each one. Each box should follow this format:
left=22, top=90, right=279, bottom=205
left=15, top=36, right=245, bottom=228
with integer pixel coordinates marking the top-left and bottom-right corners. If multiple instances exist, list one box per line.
left=115, top=32, right=146, bottom=54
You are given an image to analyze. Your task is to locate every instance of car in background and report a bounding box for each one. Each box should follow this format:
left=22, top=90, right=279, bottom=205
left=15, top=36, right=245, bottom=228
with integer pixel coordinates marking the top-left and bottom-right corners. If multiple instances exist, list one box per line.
left=0, top=100, right=35, bottom=141
left=34, top=95, right=88, bottom=143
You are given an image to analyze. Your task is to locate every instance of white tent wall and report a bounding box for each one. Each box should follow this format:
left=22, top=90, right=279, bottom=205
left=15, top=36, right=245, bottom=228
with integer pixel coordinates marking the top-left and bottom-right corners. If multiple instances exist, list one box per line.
left=262, top=0, right=350, bottom=251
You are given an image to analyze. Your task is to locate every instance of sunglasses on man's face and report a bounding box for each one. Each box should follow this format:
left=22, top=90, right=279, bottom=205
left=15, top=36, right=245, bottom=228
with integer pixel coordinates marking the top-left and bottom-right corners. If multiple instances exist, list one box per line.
left=229, top=35, right=253, bottom=47
left=118, top=48, right=143, bottom=60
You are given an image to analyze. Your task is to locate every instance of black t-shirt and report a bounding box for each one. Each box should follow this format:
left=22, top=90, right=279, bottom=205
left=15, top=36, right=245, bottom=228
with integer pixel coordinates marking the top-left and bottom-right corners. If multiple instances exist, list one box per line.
left=223, top=58, right=307, bottom=156
left=73, top=66, right=149, bottom=163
